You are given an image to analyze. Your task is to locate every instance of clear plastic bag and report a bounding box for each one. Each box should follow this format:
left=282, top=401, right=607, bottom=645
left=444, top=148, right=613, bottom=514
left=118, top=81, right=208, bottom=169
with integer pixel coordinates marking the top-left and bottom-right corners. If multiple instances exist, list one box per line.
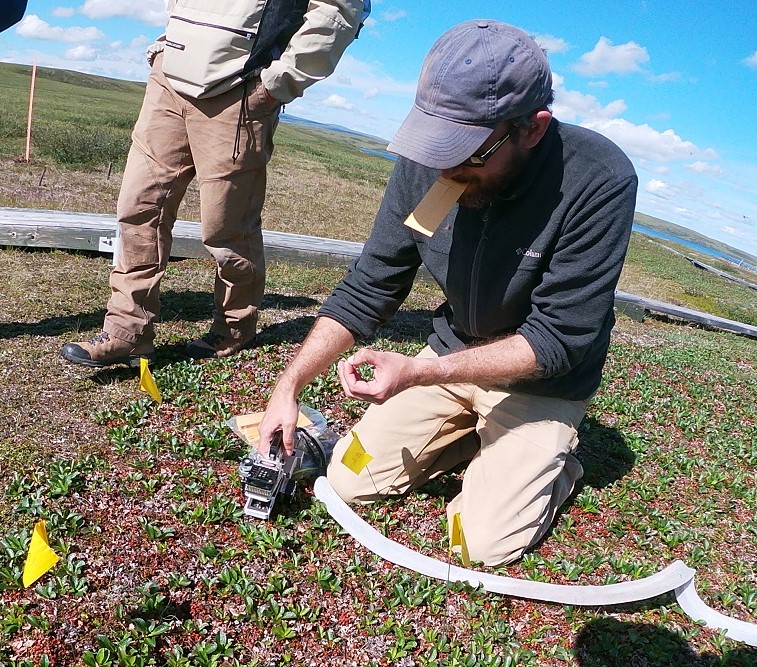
left=228, top=404, right=341, bottom=480
left=290, top=405, right=340, bottom=480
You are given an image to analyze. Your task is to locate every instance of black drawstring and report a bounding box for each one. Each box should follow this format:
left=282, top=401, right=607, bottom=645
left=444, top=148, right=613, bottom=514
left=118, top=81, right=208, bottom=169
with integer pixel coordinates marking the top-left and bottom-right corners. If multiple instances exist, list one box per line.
left=233, top=78, right=250, bottom=163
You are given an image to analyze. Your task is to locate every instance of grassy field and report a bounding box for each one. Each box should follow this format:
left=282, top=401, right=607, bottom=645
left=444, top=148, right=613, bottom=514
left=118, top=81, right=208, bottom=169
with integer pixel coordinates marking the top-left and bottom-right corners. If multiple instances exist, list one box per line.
left=0, top=62, right=393, bottom=244
left=621, top=236, right=756, bottom=326
left=2, top=61, right=755, bottom=266
left=1, top=63, right=756, bottom=666
left=0, top=247, right=755, bottom=666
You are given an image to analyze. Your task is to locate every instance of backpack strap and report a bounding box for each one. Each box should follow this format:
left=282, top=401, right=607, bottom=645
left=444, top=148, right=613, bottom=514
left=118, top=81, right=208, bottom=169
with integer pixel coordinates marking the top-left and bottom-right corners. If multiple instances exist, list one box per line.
left=242, top=0, right=371, bottom=78
left=242, top=0, right=309, bottom=79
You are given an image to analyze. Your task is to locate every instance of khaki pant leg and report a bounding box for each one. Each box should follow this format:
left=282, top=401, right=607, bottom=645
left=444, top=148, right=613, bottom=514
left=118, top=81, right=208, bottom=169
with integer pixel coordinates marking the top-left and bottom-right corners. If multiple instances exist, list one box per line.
left=188, top=78, right=278, bottom=342
left=328, top=348, right=479, bottom=501
left=447, top=389, right=588, bottom=566
left=105, top=55, right=196, bottom=343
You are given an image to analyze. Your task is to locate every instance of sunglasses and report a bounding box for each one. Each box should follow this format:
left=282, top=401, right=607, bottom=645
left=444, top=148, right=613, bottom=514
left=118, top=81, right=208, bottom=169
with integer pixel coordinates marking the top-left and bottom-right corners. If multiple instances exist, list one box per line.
left=459, top=129, right=513, bottom=168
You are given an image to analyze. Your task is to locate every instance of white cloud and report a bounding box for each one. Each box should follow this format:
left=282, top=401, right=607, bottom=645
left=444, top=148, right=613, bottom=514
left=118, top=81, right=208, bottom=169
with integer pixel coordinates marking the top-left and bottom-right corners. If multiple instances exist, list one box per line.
left=364, top=86, right=380, bottom=99
left=328, top=54, right=417, bottom=97
left=552, top=89, right=626, bottom=122
left=52, top=7, right=76, bottom=18
left=587, top=80, right=608, bottom=88
left=129, top=35, right=150, bottom=48
left=534, top=34, right=569, bottom=55
left=685, top=161, right=724, bottom=177
left=648, top=71, right=682, bottom=83
left=15, top=15, right=105, bottom=42
left=574, top=37, right=649, bottom=76
left=645, top=179, right=675, bottom=198
left=79, top=0, right=167, bottom=27
left=4, top=43, right=151, bottom=82
left=581, top=118, right=716, bottom=164
left=743, top=51, right=757, bottom=68
left=550, top=72, right=628, bottom=122
left=704, top=209, right=726, bottom=221
left=65, top=44, right=97, bottom=61
left=323, top=94, right=354, bottom=110
left=380, top=9, right=407, bottom=22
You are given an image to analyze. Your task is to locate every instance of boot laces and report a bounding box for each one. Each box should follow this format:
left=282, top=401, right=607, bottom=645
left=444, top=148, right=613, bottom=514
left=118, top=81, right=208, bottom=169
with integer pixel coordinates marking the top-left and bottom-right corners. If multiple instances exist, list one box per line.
left=88, top=332, right=111, bottom=346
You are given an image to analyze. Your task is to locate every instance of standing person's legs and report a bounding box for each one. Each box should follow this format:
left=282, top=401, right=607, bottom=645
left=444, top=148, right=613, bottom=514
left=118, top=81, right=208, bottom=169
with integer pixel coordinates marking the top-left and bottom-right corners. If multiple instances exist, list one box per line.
left=446, top=388, right=588, bottom=566
left=107, top=62, right=196, bottom=344
left=61, top=56, right=195, bottom=367
left=185, top=77, right=278, bottom=359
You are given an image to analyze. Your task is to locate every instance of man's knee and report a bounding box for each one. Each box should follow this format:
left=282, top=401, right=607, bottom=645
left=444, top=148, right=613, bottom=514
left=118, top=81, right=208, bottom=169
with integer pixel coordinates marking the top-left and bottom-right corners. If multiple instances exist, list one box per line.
left=465, top=529, right=530, bottom=567
left=452, top=503, right=547, bottom=567
left=326, top=460, right=381, bottom=505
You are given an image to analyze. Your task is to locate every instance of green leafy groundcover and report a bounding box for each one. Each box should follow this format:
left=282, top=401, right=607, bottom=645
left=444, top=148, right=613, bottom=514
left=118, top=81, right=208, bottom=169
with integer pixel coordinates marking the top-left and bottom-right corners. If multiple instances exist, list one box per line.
left=1, top=328, right=756, bottom=666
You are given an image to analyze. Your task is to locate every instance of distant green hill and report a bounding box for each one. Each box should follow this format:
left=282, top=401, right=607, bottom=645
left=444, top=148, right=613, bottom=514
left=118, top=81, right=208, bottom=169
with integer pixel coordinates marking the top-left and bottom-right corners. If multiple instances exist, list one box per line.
left=4, top=63, right=146, bottom=93
left=0, top=62, right=145, bottom=165
left=0, top=62, right=145, bottom=131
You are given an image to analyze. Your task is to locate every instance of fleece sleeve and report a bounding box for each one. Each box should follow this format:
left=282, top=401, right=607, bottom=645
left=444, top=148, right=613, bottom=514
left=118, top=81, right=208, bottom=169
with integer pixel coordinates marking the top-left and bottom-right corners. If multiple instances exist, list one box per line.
left=318, top=158, right=429, bottom=339
left=260, top=0, right=363, bottom=103
left=518, top=174, right=638, bottom=378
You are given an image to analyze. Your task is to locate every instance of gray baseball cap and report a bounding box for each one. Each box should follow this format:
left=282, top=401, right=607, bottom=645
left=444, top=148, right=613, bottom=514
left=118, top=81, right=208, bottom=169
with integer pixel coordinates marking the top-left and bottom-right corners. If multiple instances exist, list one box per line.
left=387, top=20, right=552, bottom=170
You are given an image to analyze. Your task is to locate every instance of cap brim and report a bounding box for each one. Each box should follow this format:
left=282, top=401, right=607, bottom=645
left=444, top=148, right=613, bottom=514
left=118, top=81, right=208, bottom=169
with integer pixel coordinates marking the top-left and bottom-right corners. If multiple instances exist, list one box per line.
left=387, top=105, right=496, bottom=170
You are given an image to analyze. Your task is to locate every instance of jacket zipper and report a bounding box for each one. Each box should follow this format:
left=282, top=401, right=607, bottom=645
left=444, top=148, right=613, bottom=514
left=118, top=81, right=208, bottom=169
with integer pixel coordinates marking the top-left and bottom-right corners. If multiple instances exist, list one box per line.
left=467, top=206, right=492, bottom=338
left=169, top=15, right=255, bottom=40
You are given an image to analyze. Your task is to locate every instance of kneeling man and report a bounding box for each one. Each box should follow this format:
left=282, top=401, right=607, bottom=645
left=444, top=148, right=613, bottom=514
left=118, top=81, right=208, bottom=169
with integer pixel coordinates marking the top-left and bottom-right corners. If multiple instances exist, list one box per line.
left=259, top=20, right=637, bottom=565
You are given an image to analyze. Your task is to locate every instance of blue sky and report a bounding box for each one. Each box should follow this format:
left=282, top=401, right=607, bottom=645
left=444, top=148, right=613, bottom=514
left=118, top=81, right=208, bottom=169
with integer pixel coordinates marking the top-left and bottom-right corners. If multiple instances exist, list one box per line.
left=2, top=1, right=756, bottom=256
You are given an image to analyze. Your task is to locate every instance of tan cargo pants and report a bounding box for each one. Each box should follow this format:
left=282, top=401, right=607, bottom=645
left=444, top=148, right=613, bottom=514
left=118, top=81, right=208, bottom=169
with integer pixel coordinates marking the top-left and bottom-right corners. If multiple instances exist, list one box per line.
left=327, top=347, right=588, bottom=566
left=104, top=53, right=278, bottom=345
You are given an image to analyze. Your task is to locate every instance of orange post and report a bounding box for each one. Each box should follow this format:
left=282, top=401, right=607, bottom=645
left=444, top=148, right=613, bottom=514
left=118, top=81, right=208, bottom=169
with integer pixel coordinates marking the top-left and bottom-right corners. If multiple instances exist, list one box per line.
left=25, top=62, right=37, bottom=163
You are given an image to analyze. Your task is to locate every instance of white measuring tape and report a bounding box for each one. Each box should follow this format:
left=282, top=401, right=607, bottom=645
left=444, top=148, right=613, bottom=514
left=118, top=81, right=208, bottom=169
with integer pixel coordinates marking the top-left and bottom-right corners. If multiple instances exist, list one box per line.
left=314, top=477, right=757, bottom=646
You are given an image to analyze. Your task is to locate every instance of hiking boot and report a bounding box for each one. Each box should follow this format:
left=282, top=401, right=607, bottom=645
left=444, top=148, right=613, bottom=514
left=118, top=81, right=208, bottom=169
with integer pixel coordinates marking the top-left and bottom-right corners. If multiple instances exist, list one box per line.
left=60, top=332, right=155, bottom=368
left=186, top=331, right=256, bottom=359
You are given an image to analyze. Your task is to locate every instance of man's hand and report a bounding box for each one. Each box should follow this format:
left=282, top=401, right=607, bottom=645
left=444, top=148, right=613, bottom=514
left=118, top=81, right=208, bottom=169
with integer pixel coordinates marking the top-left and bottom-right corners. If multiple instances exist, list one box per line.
left=255, top=317, right=356, bottom=454
left=338, top=348, right=420, bottom=404
left=337, top=335, right=539, bottom=403
left=257, top=390, right=300, bottom=456
left=262, top=86, right=280, bottom=111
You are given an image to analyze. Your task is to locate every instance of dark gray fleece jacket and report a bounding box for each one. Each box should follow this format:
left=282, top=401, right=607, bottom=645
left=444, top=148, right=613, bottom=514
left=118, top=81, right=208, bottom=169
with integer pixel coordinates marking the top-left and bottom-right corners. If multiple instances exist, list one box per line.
left=319, top=119, right=638, bottom=401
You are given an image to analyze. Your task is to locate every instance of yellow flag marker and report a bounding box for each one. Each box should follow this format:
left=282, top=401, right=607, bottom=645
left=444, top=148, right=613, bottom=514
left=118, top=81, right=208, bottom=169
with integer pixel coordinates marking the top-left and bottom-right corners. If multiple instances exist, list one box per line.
left=22, top=521, right=60, bottom=587
left=450, top=512, right=471, bottom=567
left=341, top=431, right=373, bottom=475
left=139, top=357, right=162, bottom=403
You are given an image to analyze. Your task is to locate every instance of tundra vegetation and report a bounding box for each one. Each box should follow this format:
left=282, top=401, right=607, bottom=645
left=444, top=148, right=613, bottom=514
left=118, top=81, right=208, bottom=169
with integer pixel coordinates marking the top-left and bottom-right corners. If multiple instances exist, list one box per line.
left=0, top=63, right=756, bottom=666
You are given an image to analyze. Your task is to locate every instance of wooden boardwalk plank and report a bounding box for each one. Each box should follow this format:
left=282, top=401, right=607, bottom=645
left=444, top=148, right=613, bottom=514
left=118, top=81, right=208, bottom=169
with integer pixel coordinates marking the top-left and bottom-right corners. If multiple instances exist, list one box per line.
left=615, top=291, right=756, bottom=338
left=687, top=258, right=757, bottom=291
left=2, top=207, right=755, bottom=339
left=0, top=207, right=363, bottom=267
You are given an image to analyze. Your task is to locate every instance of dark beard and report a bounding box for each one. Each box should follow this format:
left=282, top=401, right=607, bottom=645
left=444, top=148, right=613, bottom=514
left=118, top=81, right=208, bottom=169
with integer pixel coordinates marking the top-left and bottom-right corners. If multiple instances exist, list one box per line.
left=457, top=183, right=503, bottom=209
left=452, top=147, right=530, bottom=209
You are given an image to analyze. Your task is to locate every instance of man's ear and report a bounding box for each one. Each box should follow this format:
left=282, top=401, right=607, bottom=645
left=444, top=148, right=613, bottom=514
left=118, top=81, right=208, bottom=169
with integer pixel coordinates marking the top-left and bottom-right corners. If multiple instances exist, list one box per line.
left=520, top=110, right=552, bottom=149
